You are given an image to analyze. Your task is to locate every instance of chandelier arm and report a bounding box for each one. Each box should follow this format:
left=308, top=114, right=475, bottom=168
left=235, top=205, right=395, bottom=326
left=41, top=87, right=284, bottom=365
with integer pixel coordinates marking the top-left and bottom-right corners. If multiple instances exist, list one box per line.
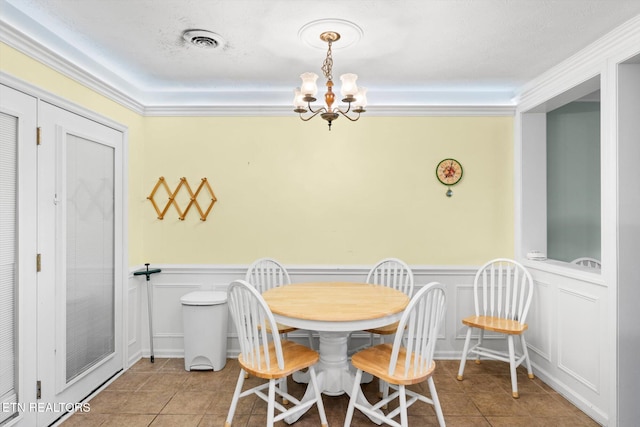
left=298, top=109, right=325, bottom=122
left=307, top=103, right=327, bottom=114
left=335, top=108, right=361, bottom=122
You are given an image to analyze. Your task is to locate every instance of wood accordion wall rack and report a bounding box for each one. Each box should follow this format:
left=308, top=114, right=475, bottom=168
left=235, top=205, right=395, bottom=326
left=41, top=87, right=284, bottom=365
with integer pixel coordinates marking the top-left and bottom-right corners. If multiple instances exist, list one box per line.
left=147, top=177, right=217, bottom=221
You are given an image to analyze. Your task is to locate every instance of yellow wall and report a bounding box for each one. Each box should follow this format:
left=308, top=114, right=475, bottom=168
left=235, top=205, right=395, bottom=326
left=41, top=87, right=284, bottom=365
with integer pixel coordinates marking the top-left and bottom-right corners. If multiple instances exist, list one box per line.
left=2, top=42, right=514, bottom=266
left=143, top=115, right=513, bottom=264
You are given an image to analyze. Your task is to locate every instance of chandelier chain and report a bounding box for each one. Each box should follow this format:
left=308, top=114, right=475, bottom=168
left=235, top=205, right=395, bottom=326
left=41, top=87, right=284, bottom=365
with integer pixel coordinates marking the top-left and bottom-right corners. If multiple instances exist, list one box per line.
left=321, top=41, right=333, bottom=81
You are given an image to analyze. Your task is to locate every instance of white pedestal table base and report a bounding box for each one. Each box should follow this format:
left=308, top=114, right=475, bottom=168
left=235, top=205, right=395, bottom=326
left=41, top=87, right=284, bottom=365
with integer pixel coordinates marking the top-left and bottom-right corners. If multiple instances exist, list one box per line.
left=285, top=331, right=382, bottom=424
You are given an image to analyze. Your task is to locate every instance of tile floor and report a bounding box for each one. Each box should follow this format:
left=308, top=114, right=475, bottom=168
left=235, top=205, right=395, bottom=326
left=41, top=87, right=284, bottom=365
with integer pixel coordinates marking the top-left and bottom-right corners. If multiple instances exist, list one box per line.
left=60, top=357, right=600, bottom=427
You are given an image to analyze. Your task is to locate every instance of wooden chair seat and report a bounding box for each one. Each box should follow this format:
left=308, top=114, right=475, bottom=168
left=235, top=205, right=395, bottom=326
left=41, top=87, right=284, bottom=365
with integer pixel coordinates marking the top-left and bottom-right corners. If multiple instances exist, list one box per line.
left=462, top=315, right=528, bottom=335
left=364, top=321, right=399, bottom=335
left=351, top=343, right=436, bottom=386
left=262, top=322, right=297, bottom=335
left=239, top=340, right=319, bottom=379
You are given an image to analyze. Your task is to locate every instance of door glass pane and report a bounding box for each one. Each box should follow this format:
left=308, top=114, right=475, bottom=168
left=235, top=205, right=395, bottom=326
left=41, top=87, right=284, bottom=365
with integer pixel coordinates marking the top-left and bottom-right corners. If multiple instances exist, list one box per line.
left=0, top=112, right=18, bottom=423
left=66, top=134, right=115, bottom=382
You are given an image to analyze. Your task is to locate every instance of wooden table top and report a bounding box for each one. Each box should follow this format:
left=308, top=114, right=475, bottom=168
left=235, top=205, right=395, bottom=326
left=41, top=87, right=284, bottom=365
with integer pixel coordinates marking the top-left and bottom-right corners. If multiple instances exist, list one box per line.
left=262, top=282, right=409, bottom=323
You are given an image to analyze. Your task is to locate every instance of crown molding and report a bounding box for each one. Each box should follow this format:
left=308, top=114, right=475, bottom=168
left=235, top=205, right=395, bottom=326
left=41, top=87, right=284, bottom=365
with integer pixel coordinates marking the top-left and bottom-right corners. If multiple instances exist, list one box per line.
left=0, top=18, right=146, bottom=115
left=142, top=104, right=515, bottom=117
left=0, top=71, right=130, bottom=134
left=2, top=4, right=638, bottom=119
left=515, top=14, right=640, bottom=111
left=365, top=105, right=515, bottom=117
left=1, top=14, right=515, bottom=118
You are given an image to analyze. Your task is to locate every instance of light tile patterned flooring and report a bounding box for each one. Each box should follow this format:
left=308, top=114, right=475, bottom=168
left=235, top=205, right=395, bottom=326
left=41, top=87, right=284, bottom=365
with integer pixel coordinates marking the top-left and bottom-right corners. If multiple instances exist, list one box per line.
left=61, top=357, right=600, bottom=427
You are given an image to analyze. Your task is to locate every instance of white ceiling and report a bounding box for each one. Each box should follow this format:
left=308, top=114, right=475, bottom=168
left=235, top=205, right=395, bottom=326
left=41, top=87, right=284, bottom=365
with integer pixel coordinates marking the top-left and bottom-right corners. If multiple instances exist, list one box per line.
left=2, top=0, right=640, bottom=109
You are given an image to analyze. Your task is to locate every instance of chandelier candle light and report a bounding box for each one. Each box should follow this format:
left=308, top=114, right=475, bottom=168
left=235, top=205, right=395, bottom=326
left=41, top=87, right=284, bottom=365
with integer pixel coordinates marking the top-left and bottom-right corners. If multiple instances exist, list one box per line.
left=294, top=31, right=367, bottom=130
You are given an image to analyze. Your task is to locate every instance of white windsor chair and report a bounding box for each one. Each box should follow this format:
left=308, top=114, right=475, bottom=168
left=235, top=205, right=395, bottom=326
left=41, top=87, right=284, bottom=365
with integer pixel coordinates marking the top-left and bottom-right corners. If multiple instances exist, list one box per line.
left=225, top=280, right=327, bottom=427
left=244, top=257, right=315, bottom=400
left=350, top=258, right=415, bottom=397
left=571, top=257, right=601, bottom=269
left=352, top=258, right=415, bottom=349
left=344, top=282, right=447, bottom=427
left=456, top=258, right=535, bottom=398
left=245, top=257, right=315, bottom=349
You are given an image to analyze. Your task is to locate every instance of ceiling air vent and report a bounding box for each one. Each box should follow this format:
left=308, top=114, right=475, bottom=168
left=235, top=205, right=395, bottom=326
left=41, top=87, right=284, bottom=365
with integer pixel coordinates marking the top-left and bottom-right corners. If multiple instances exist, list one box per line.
left=182, top=30, right=225, bottom=49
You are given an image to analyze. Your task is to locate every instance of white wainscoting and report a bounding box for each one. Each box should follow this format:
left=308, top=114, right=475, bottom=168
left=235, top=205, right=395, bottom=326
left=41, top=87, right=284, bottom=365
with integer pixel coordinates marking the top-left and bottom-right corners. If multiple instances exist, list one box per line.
left=523, top=261, right=609, bottom=425
left=125, top=262, right=608, bottom=424
left=527, top=279, right=552, bottom=362
left=126, top=264, right=477, bottom=366
left=127, top=283, right=140, bottom=365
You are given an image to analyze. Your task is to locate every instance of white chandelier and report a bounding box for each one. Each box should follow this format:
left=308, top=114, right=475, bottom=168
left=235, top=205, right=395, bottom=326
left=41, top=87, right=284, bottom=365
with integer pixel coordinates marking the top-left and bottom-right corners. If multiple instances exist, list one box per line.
left=293, top=31, right=367, bottom=130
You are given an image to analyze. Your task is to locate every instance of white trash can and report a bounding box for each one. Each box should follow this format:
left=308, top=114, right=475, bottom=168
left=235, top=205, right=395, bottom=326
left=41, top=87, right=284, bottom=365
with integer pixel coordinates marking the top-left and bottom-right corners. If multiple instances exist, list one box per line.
left=180, top=291, right=228, bottom=371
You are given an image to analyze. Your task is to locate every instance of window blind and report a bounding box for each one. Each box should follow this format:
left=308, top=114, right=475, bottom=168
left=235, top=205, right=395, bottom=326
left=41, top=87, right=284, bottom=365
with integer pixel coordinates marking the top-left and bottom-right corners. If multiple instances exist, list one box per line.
left=65, top=134, right=115, bottom=382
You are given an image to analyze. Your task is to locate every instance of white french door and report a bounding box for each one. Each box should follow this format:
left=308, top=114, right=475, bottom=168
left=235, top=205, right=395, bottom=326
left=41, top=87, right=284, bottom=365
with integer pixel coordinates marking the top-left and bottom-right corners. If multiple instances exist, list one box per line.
left=1, top=83, right=125, bottom=427
left=0, top=84, right=38, bottom=427
left=36, top=101, right=124, bottom=427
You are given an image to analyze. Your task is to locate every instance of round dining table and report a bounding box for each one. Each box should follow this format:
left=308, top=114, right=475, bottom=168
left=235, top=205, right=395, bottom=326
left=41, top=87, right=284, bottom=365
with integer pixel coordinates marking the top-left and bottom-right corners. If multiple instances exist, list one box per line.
left=262, top=281, right=409, bottom=424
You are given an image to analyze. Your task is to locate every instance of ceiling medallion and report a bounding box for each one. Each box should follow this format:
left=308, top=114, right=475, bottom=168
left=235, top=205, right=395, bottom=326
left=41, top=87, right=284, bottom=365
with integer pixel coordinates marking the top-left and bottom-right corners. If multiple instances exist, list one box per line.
left=298, top=18, right=363, bottom=50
